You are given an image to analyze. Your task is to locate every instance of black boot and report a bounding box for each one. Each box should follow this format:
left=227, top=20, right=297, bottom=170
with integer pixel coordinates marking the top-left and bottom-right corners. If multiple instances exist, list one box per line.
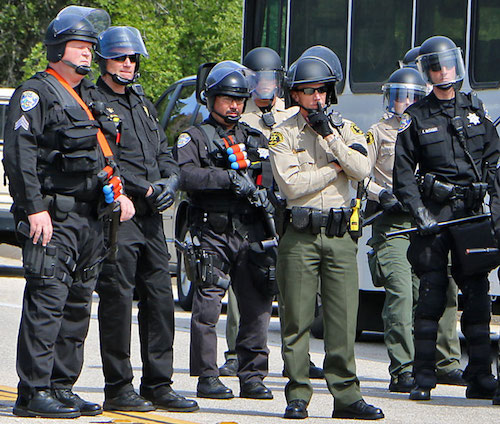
left=197, top=376, right=234, bottom=399
left=409, top=386, right=431, bottom=401
left=103, top=390, right=155, bottom=412
left=332, top=399, right=384, bottom=420
left=240, top=381, right=273, bottom=399
left=436, top=369, right=466, bottom=386
left=13, top=389, right=80, bottom=419
left=52, top=388, right=102, bottom=416
left=466, top=374, right=497, bottom=399
left=140, top=386, right=199, bottom=412
left=389, top=371, right=414, bottom=393
left=284, top=399, right=308, bottom=419
left=219, top=358, right=239, bottom=377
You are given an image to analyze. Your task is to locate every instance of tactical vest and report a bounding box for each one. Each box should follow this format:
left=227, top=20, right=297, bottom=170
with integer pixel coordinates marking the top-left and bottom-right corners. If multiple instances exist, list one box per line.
left=35, top=72, right=103, bottom=200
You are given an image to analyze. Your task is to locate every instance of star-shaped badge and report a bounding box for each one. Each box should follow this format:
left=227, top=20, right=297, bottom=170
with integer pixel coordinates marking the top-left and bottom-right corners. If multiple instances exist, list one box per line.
left=467, top=112, right=480, bottom=125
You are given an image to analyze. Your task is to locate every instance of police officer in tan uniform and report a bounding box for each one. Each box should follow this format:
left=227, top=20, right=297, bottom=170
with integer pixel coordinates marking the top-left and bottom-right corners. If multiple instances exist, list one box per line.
left=366, top=67, right=464, bottom=393
left=269, top=45, right=384, bottom=420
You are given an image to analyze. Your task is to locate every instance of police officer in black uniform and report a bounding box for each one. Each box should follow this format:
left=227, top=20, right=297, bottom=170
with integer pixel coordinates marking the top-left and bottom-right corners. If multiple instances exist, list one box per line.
left=393, top=35, right=500, bottom=401
left=3, top=6, right=135, bottom=419
left=173, top=60, right=275, bottom=400
left=94, top=27, right=198, bottom=413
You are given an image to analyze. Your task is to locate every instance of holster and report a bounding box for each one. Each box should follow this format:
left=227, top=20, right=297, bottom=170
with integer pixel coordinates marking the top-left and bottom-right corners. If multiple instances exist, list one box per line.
left=290, top=206, right=311, bottom=231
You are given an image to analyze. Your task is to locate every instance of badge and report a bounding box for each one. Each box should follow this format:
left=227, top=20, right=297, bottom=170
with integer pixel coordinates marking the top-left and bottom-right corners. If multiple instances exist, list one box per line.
left=350, top=123, right=363, bottom=135
left=398, top=113, right=411, bottom=133
left=257, top=147, right=269, bottom=159
left=143, top=105, right=150, bottom=117
left=467, top=112, right=480, bottom=125
left=269, top=132, right=284, bottom=146
left=366, top=131, right=375, bottom=145
left=14, top=115, right=29, bottom=131
left=177, top=132, right=191, bottom=148
left=20, top=91, right=39, bottom=112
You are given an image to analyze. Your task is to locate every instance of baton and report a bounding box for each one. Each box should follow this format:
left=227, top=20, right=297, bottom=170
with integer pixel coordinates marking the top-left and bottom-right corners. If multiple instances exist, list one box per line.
left=362, top=210, right=385, bottom=227
left=465, top=247, right=499, bottom=255
left=385, top=212, right=491, bottom=237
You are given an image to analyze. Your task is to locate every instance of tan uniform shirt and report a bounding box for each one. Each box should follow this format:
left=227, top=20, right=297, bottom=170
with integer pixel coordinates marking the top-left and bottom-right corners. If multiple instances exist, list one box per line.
left=269, top=111, right=370, bottom=209
left=241, top=97, right=298, bottom=138
left=365, top=114, right=400, bottom=201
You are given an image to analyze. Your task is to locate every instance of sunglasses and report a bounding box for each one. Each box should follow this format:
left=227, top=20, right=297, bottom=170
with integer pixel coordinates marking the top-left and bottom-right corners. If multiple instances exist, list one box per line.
left=429, top=59, right=455, bottom=72
left=111, top=54, right=139, bottom=63
left=296, top=86, right=328, bottom=95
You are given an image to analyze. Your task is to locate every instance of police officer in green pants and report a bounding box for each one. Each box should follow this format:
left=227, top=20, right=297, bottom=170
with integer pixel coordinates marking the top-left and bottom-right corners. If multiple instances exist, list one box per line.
left=269, top=45, right=383, bottom=420
left=366, top=67, right=464, bottom=392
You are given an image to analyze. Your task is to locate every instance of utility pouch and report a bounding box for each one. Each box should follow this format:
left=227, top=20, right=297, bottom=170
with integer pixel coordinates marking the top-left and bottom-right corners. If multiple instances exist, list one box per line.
left=290, top=206, right=311, bottom=231
left=367, top=248, right=385, bottom=287
left=422, top=173, right=436, bottom=199
left=449, top=218, right=500, bottom=276
left=23, top=241, right=58, bottom=279
left=60, top=150, right=98, bottom=173
left=431, top=180, right=455, bottom=202
left=310, top=210, right=322, bottom=234
left=183, top=242, right=201, bottom=283
left=206, top=212, right=229, bottom=234
left=52, top=194, right=75, bottom=221
left=465, top=182, right=487, bottom=209
left=200, top=251, right=230, bottom=290
left=337, top=208, right=349, bottom=237
left=325, top=208, right=337, bottom=237
left=247, top=241, right=278, bottom=297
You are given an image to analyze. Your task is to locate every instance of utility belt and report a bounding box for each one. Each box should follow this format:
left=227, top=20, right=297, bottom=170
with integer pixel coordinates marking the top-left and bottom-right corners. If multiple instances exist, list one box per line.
left=189, top=205, right=258, bottom=234
left=418, top=173, right=486, bottom=209
left=43, top=193, right=97, bottom=221
left=287, top=206, right=352, bottom=238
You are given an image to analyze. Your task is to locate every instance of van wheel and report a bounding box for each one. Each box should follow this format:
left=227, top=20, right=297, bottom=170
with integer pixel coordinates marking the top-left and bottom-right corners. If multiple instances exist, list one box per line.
left=176, top=220, right=195, bottom=311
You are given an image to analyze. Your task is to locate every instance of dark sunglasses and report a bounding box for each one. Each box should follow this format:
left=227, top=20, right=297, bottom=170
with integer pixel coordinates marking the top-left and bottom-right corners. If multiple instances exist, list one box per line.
left=112, top=54, right=139, bottom=63
left=429, top=59, right=455, bottom=72
left=296, top=86, right=328, bottom=95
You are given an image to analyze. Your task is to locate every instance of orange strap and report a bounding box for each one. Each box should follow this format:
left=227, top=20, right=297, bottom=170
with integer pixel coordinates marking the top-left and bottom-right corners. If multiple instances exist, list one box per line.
left=45, top=68, right=114, bottom=158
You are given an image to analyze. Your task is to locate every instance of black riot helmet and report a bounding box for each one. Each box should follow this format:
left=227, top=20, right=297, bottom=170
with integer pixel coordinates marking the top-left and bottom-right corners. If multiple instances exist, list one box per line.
left=44, top=6, right=110, bottom=75
left=203, top=60, right=251, bottom=123
left=382, top=68, right=428, bottom=115
left=399, top=46, right=420, bottom=69
left=286, top=45, right=343, bottom=107
left=96, top=26, right=149, bottom=85
left=243, top=47, right=285, bottom=100
left=416, top=36, right=465, bottom=88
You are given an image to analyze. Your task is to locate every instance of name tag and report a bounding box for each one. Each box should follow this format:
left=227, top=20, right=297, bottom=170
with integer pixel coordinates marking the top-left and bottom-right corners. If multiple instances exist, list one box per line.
left=421, top=127, right=438, bottom=134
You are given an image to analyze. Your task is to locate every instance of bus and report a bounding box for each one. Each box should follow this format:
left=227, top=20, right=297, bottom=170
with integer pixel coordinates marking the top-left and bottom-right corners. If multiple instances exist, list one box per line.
left=241, top=0, right=500, bottom=333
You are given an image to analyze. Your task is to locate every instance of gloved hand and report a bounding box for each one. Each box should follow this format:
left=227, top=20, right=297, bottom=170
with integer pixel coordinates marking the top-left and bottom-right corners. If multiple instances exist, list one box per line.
left=228, top=170, right=256, bottom=197
left=255, top=188, right=275, bottom=215
left=307, top=107, right=333, bottom=138
left=148, top=174, right=179, bottom=212
left=413, top=206, right=439, bottom=235
left=379, top=189, right=403, bottom=213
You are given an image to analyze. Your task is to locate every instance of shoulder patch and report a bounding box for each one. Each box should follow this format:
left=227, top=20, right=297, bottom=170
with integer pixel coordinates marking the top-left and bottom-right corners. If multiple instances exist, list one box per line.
left=366, top=131, right=375, bottom=145
left=177, top=132, right=191, bottom=148
left=269, top=131, right=284, bottom=147
left=20, top=91, right=39, bottom=112
left=350, top=123, right=363, bottom=135
left=398, top=113, right=412, bottom=133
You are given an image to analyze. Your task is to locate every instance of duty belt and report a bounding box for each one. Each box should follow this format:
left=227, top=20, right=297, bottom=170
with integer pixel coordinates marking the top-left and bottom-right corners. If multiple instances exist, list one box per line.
left=288, top=206, right=351, bottom=237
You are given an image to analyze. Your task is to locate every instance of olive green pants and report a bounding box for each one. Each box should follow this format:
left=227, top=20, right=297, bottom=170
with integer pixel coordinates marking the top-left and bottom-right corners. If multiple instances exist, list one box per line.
left=277, top=226, right=361, bottom=409
left=369, top=213, right=461, bottom=378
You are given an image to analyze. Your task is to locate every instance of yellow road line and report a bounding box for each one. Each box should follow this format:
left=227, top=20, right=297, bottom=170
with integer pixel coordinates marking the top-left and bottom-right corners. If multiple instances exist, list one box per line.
left=0, top=385, right=200, bottom=424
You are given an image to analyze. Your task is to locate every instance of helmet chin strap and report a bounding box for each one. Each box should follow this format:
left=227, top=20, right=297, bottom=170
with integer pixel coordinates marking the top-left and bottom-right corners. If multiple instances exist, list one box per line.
left=110, top=71, right=138, bottom=86
left=62, top=60, right=91, bottom=75
left=214, top=109, right=241, bottom=124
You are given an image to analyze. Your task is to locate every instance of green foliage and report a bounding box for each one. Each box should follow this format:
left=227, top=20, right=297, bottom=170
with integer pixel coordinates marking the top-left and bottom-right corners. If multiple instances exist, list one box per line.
left=2, top=0, right=243, bottom=100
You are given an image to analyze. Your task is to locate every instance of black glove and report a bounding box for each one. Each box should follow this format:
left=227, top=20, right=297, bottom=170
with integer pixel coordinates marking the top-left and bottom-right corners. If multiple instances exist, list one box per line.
left=413, top=206, right=439, bottom=235
left=255, top=188, right=275, bottom=215
left=228, top=170, right=256, bottom=197
left=148, top=175, right=179, bottom=212
left=379, top=190, right=403, bottom=213
left=307, top=108, right=333, bottom=138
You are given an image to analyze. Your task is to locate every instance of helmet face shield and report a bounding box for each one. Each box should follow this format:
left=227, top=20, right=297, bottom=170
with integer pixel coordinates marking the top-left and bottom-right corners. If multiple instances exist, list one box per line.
left=248, top=70, right=284, bottom=100
left=382, top=83, right=427, bottom=115
left=205, top=61, right=251, bottom=99
left=417, top=47, right=465, bottom=86
left=97, top=26, right=149, bottom=59
left=51, top=6, right=110, bottom=40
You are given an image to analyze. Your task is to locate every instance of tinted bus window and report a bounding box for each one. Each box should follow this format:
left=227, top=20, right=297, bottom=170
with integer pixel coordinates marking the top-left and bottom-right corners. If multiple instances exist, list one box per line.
left=470, top=0, right=500, bottom=88
left=289, top=0, right=347, bottom=93
left=242, top=0, right=287, bottom=60
left=350, top=0, right=412, bottom=93
left=415, top=0, right=466, bottom=48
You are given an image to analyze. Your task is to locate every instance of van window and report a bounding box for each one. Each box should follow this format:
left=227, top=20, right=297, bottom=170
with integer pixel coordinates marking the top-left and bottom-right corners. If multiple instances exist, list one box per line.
left=470, top=0, right=500, bottom=88
left=164, top=84, right=198, bottom=146
left=350, top=0, right=412, bottom=93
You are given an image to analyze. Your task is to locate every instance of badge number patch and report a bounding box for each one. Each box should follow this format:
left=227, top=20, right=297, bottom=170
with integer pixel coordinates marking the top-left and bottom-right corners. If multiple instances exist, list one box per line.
left=20, top=91, right=39, bottom=112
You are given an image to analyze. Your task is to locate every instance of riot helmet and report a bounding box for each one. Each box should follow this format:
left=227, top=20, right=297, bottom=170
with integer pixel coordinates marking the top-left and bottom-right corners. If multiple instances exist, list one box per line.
left=45, top=6, right=110, bottom=75
left=243, top=47, right=284, bottom=100
left=203, top=60, right=251, bottom=123
left=96, top=26, right=149, bottom=85
left=382, top=68, right=428, bottom=115
left=416, top=36, right=465, bottom=88
left=399, top=46, right=420, bottom=69
left=286, top=45, right=343, bottom=106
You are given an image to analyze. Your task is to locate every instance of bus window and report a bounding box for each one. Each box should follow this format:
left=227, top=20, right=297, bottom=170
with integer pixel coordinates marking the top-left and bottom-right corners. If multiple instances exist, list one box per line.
left=288, top=0, right=347, bottom=93
left=350, top=0, right=412, bottom=93
left=415, top=0, right=466, bottom=48
left=470, top=0, right=500, bottom=88
left=242, top=0, right=287, bottom=61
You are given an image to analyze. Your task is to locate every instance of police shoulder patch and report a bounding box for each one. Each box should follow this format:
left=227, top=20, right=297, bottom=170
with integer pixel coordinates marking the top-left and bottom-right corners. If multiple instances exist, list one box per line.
left=398, top=113, right=412, bottom=133
left=350, top=123, right=363, bottom=135
left=269, top=132, right=284, bottom=147
left=177, top=132, right=191, bottom=148
left=20, top=91, right=39, bottom=112
left=366, top=131, right=375, bottom=145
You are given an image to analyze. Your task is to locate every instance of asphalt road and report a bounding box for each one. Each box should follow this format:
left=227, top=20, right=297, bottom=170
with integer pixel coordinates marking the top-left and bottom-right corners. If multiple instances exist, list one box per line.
left=1, top=245, right=500, bottom=424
